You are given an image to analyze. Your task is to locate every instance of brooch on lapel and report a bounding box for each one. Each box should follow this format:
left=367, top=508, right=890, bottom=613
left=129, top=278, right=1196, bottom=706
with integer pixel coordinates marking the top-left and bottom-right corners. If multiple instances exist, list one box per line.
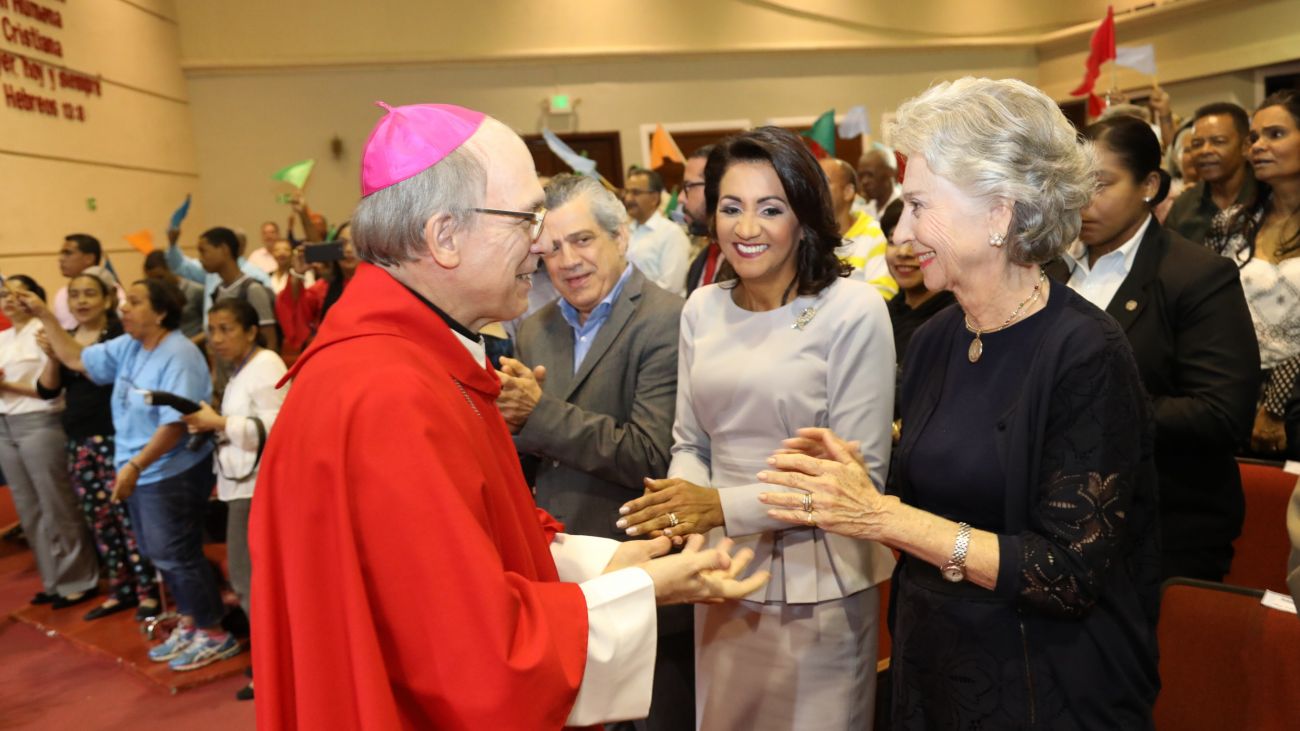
left=792, top=307, right=818, bottom=331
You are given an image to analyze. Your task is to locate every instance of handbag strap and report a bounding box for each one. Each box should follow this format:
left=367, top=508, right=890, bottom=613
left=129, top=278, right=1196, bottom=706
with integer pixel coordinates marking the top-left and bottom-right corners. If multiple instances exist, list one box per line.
left=216, top=416, right=267, bottom=483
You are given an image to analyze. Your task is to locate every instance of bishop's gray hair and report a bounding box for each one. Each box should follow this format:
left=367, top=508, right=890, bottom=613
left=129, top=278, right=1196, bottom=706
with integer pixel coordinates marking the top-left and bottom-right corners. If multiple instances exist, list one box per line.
left=890, top=77, right=1096, bottom=265
left=350, top=145, right=487, bottom=267
left=544, top=174, right=629, bottom=238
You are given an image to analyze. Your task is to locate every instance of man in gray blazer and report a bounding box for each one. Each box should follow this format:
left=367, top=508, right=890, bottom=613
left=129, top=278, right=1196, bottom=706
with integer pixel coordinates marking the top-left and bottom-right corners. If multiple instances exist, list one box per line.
left=496, top=173, right=689, bottom=731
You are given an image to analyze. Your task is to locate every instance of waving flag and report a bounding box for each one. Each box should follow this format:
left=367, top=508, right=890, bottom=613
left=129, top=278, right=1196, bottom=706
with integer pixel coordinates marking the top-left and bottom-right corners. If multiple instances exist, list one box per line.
left=169, top=194, right=191, bottom=230
left=1069, top=6, right=1116, bottom=117
left=1115, top=44, right=1157, bottom=77
left=801, top=109, right=836, bottom=159
left=650, top=125, right=685, bottom=169
left=541, top=128, right=598, bottom=176
left=124, top=229, right=154, bottom=255
left=838, top=106, right=871, bottom=139
left=272, top=159, right=316, bottom=189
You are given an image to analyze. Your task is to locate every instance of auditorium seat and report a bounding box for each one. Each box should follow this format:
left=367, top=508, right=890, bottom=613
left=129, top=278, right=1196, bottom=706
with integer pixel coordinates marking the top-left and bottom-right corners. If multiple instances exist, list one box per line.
left=1154, top=579, right=1300, bottom=731
left=1226, top=461, right=1296, bottom=593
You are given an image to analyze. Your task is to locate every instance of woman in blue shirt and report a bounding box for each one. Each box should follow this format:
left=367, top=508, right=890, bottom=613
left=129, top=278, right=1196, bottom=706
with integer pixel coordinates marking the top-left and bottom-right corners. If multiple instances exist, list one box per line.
left=23, top=277, right=240, bottom=673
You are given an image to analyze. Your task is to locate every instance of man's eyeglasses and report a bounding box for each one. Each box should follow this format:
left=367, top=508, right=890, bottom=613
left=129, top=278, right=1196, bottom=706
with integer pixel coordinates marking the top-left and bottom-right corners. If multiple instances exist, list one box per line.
left=473, top=207, right=547, bottom=243
left=682, top=182, right=705, bottom=193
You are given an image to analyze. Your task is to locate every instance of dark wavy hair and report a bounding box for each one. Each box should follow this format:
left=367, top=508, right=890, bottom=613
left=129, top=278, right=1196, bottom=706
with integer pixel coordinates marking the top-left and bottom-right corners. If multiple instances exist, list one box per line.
left=132, top=278, right=185, bottom=331
left=1086, top=115, right=1172, bottom=208
left=704, top=126, right=850, bottom=301
left=1224, top=90, right=1300, bottom=260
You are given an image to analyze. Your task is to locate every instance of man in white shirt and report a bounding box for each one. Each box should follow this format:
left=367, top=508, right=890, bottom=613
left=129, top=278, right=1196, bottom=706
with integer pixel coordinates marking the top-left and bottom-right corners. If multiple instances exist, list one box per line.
left=621, top=168, right=691, bottom=296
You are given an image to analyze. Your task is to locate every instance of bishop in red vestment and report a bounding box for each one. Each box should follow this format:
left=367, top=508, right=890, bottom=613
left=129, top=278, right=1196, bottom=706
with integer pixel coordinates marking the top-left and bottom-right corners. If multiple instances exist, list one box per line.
left=250, top=102, right=765, bottom=730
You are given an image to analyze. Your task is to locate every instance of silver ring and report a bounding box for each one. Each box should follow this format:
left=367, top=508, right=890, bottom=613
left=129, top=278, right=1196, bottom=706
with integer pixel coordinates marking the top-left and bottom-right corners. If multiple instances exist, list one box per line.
left=667, top=512, right=680, bottom=527
left=801, top=493, right=814, bottom=513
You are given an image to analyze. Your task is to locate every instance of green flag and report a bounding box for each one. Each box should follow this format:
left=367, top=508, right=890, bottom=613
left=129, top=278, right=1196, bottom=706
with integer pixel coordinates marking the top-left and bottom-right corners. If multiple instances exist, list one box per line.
left=664, top=188, right=680, bottom=219
left=800, top=110, right=836, bottom=159
left=272, top=159, right=316, bottom=189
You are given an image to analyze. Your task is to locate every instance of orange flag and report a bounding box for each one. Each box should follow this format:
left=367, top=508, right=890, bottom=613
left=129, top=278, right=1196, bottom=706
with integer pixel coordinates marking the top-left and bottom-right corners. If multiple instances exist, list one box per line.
left=650, top=124, right=684, bottom=169
left=124, top=229, right=154, bottom=254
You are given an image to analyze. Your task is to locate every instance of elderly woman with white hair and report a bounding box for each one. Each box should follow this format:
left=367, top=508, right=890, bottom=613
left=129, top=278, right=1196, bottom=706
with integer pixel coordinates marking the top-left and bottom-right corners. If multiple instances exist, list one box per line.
left=759, top=78, right=1162, bottom=728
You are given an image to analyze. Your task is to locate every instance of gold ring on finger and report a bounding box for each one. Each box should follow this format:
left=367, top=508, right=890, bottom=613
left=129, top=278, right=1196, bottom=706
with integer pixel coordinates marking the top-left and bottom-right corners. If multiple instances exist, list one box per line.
left=668, top=512, right=680, bottom=527
left=806, top=510, right=816, bottom=527
left=801, top=493, right=813, bottom=513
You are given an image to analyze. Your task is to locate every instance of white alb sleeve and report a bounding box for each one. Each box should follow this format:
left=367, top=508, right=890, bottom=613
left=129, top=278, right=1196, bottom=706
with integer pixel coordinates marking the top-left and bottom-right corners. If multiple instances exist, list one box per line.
left=550, top=535, right=657, bottom=726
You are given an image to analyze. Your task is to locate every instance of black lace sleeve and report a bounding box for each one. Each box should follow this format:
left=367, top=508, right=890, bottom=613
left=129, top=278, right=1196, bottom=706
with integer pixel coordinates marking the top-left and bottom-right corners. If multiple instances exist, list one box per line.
left=999, top=331, right=1154, bottom=619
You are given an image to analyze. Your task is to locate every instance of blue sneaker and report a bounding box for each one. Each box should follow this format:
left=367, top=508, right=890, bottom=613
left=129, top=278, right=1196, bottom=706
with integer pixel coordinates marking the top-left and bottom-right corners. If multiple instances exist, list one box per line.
left=169, top=631, right=241, bottom=672
left=148, top=626, right=196, bottom=663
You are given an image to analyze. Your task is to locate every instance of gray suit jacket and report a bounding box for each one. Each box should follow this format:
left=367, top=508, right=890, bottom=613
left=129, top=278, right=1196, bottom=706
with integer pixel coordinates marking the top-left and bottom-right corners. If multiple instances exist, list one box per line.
left=514, top=268, right=683, bottom=539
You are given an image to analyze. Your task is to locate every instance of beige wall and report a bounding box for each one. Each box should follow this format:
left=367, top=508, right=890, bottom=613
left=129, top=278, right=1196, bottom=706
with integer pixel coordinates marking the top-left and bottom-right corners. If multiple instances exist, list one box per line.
left=176, top=0, right=1133, bottom=68
left=185, top=48, right=1038, bottom=237
left=1, top=0, right=198, bottom=297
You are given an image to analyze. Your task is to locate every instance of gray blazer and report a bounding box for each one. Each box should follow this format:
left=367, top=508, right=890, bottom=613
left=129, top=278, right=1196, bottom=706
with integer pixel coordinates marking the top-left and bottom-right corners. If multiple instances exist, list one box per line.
left=514, top=267, right=683, bottom=539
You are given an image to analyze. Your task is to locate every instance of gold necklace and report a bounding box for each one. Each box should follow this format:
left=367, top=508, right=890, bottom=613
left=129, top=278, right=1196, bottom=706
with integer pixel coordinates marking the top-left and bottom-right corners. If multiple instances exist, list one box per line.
left=963, top=272, right=1046, bottom=363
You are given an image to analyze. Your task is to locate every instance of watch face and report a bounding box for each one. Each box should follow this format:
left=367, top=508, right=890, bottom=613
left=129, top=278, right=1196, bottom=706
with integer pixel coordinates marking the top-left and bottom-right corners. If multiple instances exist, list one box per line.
left=942, top=565, right=964, bottom=582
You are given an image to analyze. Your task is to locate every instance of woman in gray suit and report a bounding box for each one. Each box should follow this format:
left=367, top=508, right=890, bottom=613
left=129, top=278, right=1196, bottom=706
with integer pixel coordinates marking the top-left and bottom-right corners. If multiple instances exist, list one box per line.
left=619, top=127, right=896, bottom=729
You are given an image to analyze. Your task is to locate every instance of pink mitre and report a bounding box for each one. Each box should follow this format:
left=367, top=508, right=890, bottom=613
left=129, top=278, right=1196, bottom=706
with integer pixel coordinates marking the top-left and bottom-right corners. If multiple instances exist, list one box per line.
left=360, top=101, right=486, bottom=197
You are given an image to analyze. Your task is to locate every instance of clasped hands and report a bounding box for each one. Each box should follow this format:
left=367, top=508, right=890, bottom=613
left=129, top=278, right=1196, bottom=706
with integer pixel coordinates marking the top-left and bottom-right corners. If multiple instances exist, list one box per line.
left=618, top=427, right=894, bottom=543
left=495, top=356, right=544, bottom=433
left=757, top=427, right=895, bottom=541
left=602, top=534, right=769, bottom=605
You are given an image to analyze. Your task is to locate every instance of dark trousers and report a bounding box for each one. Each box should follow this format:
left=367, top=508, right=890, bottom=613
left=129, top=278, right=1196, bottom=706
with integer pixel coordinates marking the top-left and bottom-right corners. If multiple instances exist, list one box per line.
left=126, top=454, right=224, bottom=627
left=609, top=607, right=695, bottom=731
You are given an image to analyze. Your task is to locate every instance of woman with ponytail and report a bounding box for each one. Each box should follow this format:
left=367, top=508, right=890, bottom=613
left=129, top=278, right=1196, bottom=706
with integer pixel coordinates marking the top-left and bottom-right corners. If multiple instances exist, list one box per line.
left=1053, top=113, right=1261, bottom=582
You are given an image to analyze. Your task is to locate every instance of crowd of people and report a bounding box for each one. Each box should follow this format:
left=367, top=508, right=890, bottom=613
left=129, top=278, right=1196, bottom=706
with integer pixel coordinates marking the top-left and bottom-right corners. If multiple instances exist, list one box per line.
left=0, top=78, right=1297, bottom=728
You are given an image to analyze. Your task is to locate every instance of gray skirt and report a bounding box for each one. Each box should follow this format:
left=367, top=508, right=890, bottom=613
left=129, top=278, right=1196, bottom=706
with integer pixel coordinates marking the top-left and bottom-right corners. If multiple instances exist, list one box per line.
left=695, top=587, right=879, bottom=730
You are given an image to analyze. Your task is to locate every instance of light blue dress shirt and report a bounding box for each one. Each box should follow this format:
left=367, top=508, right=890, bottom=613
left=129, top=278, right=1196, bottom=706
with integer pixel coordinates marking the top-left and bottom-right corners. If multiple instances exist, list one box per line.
left=82, top=331, right=214, bottom=483
left=557, top=264, right=634, bottom=373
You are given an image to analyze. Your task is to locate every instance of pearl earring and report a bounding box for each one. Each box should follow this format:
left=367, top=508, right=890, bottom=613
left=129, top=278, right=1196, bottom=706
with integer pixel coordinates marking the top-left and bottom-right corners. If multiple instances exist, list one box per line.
left=989, top=232, right=1006, bottom=247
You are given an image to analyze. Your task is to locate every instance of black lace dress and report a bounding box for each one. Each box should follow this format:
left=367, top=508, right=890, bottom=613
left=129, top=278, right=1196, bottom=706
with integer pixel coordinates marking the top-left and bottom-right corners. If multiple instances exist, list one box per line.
left=888, top=281, right=1161, bottom=730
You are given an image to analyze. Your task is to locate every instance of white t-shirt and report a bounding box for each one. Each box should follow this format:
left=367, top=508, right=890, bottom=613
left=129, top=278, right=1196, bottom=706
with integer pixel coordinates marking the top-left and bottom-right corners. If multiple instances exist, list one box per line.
left=214, top=348, right=287, bottom=501
left=0, top=319, right=61, bottom=415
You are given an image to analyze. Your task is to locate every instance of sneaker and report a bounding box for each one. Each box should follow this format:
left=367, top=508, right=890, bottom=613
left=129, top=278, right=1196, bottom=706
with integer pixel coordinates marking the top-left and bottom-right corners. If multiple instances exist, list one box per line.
left=169, top=631, right=241, bottom=672
left=148, top=626, right=197, bottom=663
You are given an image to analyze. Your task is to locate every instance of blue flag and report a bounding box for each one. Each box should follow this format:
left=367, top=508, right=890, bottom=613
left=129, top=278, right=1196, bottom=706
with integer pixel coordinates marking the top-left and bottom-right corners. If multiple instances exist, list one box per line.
left=541, top=129, right=598, bottom=177
left=170, top=194, right=192, bottom=229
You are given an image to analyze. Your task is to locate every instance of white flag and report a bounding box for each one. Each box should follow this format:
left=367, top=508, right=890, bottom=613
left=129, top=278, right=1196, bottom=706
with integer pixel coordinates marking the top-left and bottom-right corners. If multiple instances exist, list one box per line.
left=838, top=105, right=871, bottom=139
left=541, top=128, right=599, bottom=177
left=1115, top=45, right=1158, bottom=77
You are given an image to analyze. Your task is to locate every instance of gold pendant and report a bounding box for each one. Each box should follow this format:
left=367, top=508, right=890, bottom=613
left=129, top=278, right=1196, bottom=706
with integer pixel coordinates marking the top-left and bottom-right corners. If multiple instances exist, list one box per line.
left=968, top=336, right=983, bottom=363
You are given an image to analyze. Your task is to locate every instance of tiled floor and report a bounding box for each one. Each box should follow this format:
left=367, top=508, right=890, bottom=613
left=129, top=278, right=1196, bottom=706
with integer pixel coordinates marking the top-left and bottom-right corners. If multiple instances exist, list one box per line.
left=0, top=487, right=255, bottom=730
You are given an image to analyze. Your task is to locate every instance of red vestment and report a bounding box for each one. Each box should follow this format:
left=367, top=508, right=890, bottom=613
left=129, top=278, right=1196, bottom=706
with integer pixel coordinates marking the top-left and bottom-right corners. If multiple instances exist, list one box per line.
left=273, top=278, right=327, bottom=366
left=251, top=263, right=591, bottom=730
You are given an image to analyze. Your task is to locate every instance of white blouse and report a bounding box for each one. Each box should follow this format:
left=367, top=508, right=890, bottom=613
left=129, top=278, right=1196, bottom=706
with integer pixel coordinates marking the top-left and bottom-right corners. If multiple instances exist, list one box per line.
left=214, top=348, right=287, bottom=501
left=1239, top=256, right=1300, bottom=370
left=0, top=319, right=61, bottom=415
